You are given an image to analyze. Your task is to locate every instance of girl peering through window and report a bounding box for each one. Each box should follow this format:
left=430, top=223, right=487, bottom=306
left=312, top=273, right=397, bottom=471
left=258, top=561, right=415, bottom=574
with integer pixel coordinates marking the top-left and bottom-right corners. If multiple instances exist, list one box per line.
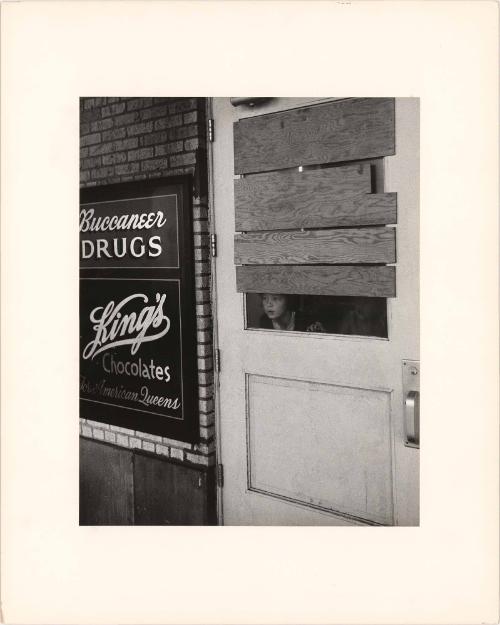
left=258, top=293, right=325, bottom=332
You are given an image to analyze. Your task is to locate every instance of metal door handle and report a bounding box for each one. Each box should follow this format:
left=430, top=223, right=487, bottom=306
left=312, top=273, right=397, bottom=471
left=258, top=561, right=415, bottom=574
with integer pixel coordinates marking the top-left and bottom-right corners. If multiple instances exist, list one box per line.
left=404, top=390, right=420, bottom=448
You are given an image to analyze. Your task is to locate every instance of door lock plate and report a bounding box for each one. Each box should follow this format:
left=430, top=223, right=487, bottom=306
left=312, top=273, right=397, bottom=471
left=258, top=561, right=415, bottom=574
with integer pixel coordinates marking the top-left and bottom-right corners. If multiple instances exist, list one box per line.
left=402, top=360, right=420, bottom=448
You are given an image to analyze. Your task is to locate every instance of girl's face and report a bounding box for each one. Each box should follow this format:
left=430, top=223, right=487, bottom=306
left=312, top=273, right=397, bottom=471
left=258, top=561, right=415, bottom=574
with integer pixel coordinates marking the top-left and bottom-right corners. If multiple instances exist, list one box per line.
left=262, top=294, right=288, bottom=320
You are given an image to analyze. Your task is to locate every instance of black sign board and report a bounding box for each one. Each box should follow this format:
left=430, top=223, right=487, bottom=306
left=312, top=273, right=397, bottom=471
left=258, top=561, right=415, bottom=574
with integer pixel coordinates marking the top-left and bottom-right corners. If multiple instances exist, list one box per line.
left=80, top=194, right=179, bottom=270
left=80, top=177, right=199, bottom=443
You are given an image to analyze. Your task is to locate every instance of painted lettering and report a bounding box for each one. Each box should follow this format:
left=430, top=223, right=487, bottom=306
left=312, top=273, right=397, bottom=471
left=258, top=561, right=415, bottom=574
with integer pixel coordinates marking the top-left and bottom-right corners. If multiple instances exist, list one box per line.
left=82, top=292, right=171, bottom=360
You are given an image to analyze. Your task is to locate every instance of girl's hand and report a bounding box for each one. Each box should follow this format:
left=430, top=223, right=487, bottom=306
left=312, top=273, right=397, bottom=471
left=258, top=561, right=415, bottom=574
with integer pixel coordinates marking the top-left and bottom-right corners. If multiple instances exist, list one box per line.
left=306, top=321, right=325, bottom=332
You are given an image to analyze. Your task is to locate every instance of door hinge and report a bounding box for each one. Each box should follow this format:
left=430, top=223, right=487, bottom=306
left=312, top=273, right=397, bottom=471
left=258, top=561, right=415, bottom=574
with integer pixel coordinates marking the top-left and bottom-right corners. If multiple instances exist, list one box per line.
left=208, top=118, right=215, bottom=142
left=215, top=348, right=221, bottom=373
left=216, top=463, right=224, bottom=488
left=210, top=233, right=217, bottom=257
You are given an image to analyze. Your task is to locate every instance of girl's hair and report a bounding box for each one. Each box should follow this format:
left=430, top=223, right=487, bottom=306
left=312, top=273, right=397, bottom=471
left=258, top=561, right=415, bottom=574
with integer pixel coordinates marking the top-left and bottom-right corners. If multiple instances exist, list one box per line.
left=259, top=293, right=300, bottom=311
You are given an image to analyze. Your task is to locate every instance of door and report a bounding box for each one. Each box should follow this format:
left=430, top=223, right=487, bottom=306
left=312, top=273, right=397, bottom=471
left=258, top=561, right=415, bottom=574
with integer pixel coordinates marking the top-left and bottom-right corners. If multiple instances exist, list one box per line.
left=211, top=97, right=419, bottom=526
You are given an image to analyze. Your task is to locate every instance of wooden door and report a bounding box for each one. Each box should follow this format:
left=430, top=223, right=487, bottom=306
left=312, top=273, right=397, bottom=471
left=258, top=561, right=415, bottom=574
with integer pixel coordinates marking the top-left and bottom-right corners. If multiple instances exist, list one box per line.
left=211, top=97, right=419, bottom=526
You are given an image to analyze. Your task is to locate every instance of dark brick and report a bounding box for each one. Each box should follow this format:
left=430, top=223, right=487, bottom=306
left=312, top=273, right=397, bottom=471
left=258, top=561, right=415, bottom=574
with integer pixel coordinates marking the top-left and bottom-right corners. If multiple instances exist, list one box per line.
left=114, top=112, right=140, bottom=127
left=127, top=98, right=154, bottom=111
left=184, top=137, right=202, bottom=152
left=81, top=156, right=102, bottom=169
left=115, top=163, right=140, bottom=176
left=170, top=152, right=196, bottom=167
left=80, top=122, right=90, bottom=135
left=102, top=152, right=127, bottom=166
left=102, top=127, right=126, bottom=141
left=142, top=131, right=168, bottom=147
left=168, top=124, right=198, bottom=141
left=81, top=132, right=101, bottom=147
left=183, top=110, right=198, bottom=124
left=101, top=176, right=122, bottom=185
left=127, top=122, right=154, bottom=137
left=88, top=143, right=111, bottom=157
left=115, top=138, right=140, bottom=150
left=102, top=102, right=126, bottom=117
left=80, top=147, right=89, bottom=159
left=91, top=166, right=116, bottom=180
left=154, top=141, right=183, bottom=157
left=140, top=105, right=168, bottom=121
left=80, top=108, right=102, bottom=123
left=90, top=118, right=114, bottom=133
left=80, top=170, right=91, bottom=183
left=83, top=97, right=105, bottom=110
left=153, top=114, right=182, bottom=131
left=128, top=147, right=154, bottom=161
left=168, top=99, right=198, bottom=114
left=167, top=166, right=195, bottom=177
left=121, top=175, right=147, bottom=185
left=141, top=158, right=169, bottom=172
left=88, top=137, right=138, bottom=156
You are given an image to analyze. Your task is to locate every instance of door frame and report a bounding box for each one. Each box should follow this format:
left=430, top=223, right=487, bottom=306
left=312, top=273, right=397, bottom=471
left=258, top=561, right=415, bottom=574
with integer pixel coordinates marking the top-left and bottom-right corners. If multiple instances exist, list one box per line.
left=206, top=97, right=224, bottom=525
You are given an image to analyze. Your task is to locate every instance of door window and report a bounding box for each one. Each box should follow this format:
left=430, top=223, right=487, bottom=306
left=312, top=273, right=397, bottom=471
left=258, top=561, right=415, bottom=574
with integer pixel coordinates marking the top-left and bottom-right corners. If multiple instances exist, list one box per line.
left=245, top=293, right=388, bottom=337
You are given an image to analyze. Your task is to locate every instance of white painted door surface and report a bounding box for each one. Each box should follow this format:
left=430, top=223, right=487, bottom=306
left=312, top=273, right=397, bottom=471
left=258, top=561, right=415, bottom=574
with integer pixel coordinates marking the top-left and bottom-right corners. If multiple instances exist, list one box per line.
left=211, top=98, right=419, bottom=526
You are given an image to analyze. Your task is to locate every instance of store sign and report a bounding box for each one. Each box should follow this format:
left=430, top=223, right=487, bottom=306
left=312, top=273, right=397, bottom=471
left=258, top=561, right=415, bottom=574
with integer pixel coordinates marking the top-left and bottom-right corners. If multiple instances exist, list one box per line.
left=79, top=194, right=179, bottom=269
left=80, top=179, right=198, bottom=442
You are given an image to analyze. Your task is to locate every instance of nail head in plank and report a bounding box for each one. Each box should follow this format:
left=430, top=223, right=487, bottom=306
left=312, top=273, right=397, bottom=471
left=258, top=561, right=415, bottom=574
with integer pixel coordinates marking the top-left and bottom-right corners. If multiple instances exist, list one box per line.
left=236, top=265, right=396, bottom=298
left=234, top=227, right=396, bottom=265
left=234, top=98, right=395, bottom=174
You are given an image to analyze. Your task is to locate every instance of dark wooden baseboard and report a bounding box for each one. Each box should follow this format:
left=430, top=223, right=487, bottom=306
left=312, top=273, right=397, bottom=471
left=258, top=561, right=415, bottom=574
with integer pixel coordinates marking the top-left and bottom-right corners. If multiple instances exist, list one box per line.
left=79, top=437, right=216, bottom=526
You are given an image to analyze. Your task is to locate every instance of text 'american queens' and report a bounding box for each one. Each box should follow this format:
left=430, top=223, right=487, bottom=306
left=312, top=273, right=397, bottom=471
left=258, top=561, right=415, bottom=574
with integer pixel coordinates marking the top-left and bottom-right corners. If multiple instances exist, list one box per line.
left=80, top=208, right=167, bottom=260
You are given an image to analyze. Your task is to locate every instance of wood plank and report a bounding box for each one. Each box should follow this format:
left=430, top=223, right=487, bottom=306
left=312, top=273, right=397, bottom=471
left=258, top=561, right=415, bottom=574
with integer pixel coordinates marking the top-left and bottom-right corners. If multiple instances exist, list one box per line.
left=236, top=265, right=396, bottom=298
left=235, top=165, right=372, bottom=225
left=234, top=98, right=395, bottom=174
left=236, top=186, right=397, bottom=230
left=234, top=227, right=395, bottom=265
left=235, top=166, right=398, bottom=231
left=134, top=454, right=215, bottom=525
left=79, top=438, right=134, bottom=525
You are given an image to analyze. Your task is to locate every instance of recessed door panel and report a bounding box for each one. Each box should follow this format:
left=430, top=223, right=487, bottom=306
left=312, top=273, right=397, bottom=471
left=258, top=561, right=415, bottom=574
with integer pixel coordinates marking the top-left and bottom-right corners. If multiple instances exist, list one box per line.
left=247, top=374, right=393, bottom=525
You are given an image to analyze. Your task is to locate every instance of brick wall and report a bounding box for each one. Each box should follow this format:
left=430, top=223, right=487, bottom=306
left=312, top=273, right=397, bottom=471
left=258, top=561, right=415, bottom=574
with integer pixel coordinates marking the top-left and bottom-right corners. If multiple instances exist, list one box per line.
left=79, top=97, right=215, bottom=468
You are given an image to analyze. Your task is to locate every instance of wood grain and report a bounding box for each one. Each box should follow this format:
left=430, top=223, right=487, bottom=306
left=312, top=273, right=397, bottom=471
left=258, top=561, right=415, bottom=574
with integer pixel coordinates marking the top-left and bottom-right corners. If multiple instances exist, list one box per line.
left=235, top=166, right=398, bottom=231
left=134, top=454, right=214, bottom=525
left=234, top=98, right=395, bottom=174
left=79, top=438, right=134, bottom=525
left=236, top=164, right=371, bottom=228
left=236, top=187, right=397, bottom=230
left=234, top=227, right=396, bottom=265
left=236, top=265, right=396, bottom=297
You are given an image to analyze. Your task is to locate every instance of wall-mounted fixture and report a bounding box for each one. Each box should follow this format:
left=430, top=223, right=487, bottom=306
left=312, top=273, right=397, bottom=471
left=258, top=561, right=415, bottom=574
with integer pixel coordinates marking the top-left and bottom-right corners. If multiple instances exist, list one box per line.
left=230, top=97, right=273, bottom=108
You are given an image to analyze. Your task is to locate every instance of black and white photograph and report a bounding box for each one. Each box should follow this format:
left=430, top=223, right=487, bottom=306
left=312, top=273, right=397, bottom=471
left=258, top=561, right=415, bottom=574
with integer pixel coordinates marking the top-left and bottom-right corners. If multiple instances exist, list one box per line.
left=79, top=96, right=419, bottom=526
left=2, top=2, right=498, bottom=623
